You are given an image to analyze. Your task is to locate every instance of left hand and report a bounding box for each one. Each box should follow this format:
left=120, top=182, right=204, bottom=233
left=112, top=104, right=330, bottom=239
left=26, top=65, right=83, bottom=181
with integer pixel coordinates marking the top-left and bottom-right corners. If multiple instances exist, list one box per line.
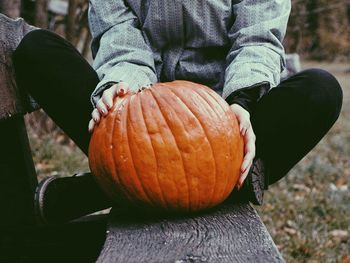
left=230, top=104, right=256, bottom=189
left=88, top=82, right=130, bottom=133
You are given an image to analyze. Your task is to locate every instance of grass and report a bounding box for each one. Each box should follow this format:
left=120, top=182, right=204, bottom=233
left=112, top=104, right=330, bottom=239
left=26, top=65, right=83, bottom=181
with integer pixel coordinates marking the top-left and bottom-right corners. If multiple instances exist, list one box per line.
left=28, top=132, right=89, bottom=181
left=27, top=61, right=350, bottom=262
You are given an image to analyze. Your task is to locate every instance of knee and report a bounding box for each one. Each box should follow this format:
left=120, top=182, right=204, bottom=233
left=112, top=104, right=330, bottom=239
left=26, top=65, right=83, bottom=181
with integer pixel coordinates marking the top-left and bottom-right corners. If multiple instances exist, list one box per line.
left=13, top=29, right=59, bottom=63
left=300, top=68, right=343, bottom=120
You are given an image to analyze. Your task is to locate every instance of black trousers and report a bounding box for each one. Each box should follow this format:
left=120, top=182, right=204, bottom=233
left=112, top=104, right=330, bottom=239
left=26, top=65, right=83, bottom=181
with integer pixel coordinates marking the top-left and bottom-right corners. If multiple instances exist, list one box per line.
left=13, top=29, right=343, bottom=186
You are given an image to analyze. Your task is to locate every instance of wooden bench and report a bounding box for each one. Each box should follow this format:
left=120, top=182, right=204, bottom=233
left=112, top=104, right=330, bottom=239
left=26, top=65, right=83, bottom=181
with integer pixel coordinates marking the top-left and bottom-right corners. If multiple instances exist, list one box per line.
left=97, top=201, right=284, bottom=263
left=0, top=13, right=285, bottom=262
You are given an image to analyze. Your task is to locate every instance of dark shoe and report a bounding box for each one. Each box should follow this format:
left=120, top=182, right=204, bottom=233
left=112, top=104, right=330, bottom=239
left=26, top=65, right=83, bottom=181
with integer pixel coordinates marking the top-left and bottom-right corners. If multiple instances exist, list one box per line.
left=240, top=158, right=267, bottom=206
left=34, top=173, right=112, bottom=225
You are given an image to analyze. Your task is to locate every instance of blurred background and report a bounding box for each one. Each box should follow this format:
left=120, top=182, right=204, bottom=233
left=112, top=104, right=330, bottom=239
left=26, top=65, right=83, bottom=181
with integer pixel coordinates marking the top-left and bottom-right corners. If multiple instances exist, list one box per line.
left=1, top=0, right=349, bottom=262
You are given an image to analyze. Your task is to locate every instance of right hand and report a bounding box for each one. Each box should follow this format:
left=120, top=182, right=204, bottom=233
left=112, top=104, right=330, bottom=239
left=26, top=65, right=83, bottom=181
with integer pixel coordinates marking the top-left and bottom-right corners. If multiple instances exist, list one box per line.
left=230, top=104, right=256, bottom=190
left=88, top=82, right=129, bottom=133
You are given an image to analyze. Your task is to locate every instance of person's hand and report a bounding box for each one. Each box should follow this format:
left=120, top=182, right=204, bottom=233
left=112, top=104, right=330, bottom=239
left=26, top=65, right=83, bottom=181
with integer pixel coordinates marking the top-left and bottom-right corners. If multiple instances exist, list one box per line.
left=88, top=82, right=129, bottom=133
left=230, top=104, right=256, bottom=189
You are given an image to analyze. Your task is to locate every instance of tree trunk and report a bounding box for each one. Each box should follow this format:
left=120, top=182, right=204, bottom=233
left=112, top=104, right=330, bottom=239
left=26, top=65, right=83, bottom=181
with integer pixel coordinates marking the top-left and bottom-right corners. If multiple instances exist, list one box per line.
left=35, top=0, right=48, bottom=28
left=306, top=0, right=320, bottom=52
left=0, top=0, right=21, bottom=18
left=66, top=0, right=79, bottom=43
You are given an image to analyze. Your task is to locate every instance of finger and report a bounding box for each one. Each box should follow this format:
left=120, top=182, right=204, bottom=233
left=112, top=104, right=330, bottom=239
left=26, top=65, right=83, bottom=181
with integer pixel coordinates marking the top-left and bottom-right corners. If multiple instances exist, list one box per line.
left=238, top=161, right=253, bottom=187
left=91, top=108, right=101, bottom=123
left=241, top=152, right=254, bottom=173
left=244, top=135, right=256, bottom=155
left=88, top=119, right=95, bottom=133
left=102, top=87, right=118, bottom=109
left=96, top=100, right=108, bottom=116
left=232, top=105, right=250, bottom=120
left=231, top=107, right=250, bottom=134
left=244, top=128, right=256, bottom=146
left=241, top=128, right=256, bottom=172
left=239, top=119, right=251, bottom=135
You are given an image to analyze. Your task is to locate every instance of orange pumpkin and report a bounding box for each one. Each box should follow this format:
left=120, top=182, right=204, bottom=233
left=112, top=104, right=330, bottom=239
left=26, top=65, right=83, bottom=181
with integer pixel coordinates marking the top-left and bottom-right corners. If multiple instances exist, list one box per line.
left=88, top=80, right=244, bottom=212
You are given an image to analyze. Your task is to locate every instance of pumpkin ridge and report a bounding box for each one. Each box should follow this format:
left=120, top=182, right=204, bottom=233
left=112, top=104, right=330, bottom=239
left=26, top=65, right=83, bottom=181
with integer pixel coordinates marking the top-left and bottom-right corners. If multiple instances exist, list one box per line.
left=149, top=88, right=189, bottom=211
left=158, top=84, right=209, bottom=211
left=139, top=90, right=169, bottom=209
left=167, top=87, right=217, bottom=210
left=109, top=107, right=120, bottom=186
left=190, top=87, right=237, bottom=202
left=104, top=113, right=120, bottom=198
left=176, top=86, right=230, bottom=207
left=189, top=88, right=228, bottom=204
left=112, top=97, right=144, bottom=201
left=124, top=96, right=154, bottom=204
left=111, top=97, right=143, bottom=200
left=205, top=90, right=243, bottom=197
left=205, top=89, right=236, bottom=121
left=90, top=118, right=114, bottom=198
left=109, top=99, right=131, bottom=201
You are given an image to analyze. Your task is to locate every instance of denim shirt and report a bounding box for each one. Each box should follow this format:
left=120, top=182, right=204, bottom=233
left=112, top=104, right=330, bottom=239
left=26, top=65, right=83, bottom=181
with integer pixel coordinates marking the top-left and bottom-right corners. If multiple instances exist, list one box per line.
left=88, top=0, right=291, bottom=106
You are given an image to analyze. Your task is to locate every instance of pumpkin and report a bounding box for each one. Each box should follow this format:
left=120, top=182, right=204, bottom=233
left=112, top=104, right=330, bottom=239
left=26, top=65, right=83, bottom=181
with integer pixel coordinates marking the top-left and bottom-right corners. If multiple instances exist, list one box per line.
left=88, top=80, right=244, bottom=212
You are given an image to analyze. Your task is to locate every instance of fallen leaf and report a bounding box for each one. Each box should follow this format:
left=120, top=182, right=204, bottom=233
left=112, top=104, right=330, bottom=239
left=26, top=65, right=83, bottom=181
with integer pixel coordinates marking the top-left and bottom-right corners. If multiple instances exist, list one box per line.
left=336, top=178, right=346, bottom=187
left=340, top=185, right=349, bottom=192
left=330, top=183, right=338, bottom=191
left=342, top=255, right=350, bottom=263
left=284, top=227, right=297, bottom=235
left=286, top=220, right=298, bottom=229
left=292, top=184, right=311, bottom=192
left=330, top=229, right=348, bottom=238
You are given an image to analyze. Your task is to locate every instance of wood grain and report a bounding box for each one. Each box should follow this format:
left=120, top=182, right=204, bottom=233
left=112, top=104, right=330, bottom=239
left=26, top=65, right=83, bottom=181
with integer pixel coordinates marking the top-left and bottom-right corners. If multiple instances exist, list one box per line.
left=97, top=201, right=285, bottom=263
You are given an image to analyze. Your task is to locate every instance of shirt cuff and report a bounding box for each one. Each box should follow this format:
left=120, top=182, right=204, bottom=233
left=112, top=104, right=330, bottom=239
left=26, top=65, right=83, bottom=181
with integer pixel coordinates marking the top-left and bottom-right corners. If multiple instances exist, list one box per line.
left=91, top=66, right=157, bottom=108
left=225, top=82, right=271, bottom=114
left=90, top=81, right=118, bottom=107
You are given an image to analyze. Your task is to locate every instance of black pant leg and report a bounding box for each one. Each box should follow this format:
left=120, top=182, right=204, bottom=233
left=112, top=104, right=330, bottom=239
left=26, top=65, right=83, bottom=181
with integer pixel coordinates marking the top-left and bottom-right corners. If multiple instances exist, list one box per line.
left=251, top=68, right=343, bottom=185
left=13, top=29, right=99, bottom=155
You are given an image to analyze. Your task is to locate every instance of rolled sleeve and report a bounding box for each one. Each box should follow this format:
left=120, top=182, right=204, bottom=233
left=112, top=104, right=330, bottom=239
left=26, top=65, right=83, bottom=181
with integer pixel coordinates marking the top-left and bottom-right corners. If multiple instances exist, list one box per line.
left=88, top=0, right=157, bottom=106
left=222, top=0, right=291, bottom=100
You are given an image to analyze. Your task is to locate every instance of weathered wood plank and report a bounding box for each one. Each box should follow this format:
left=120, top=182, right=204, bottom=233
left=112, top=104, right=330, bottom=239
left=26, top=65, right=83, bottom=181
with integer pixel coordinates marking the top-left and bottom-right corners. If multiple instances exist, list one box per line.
left=98, top=202, right=284, bottom=263
left=0, top=13, right=39, bottom=121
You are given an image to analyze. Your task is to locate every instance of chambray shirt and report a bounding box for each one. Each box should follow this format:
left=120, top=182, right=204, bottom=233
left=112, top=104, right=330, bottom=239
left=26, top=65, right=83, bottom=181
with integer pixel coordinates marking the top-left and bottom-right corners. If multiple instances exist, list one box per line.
left=88, top=0, right=291, bottom=106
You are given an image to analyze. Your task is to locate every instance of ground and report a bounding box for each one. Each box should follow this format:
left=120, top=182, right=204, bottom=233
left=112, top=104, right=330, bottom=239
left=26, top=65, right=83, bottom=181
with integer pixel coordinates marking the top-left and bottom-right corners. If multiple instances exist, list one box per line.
left=27, top=61, right=350, bottom=263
